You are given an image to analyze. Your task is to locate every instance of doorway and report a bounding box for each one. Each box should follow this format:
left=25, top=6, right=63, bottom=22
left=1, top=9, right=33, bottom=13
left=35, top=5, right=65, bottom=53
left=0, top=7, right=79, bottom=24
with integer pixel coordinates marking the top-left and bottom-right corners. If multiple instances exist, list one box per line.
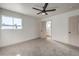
left=41, top=20, right=52, bottom=40
left=46, top=20, right=52, bottom=40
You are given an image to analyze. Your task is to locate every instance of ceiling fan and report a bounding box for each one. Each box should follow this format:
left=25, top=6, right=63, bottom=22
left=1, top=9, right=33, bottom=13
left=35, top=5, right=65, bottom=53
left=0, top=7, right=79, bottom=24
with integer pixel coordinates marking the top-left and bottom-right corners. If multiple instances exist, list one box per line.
left=32, top=3, right=56, bottom=15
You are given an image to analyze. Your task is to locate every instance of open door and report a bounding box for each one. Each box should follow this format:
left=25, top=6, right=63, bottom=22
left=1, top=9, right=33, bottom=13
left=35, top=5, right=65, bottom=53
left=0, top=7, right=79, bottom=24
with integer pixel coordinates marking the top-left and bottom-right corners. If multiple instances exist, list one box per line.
left=46, top=21, right=52, bottom=40
left=41, top=20, right=52, bottom=40
left=41, top=21, right=46, bottom=39
left=69, top=15, right=79, bottom=45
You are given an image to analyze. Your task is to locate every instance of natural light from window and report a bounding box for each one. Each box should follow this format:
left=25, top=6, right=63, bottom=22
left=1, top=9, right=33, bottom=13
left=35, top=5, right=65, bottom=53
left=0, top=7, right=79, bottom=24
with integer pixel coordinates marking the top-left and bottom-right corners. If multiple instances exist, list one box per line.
left=1, top=15, right=22, bottom=29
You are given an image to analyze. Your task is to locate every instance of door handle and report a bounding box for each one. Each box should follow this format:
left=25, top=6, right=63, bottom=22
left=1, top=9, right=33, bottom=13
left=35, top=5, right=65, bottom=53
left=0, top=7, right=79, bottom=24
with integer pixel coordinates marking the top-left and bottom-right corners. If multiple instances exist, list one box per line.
left=68, top=32, right=71, bottom=34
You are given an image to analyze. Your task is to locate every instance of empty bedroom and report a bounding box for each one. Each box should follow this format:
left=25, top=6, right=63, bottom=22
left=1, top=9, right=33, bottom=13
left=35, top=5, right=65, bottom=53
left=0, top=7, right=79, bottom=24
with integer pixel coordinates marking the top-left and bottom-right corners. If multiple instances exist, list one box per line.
left=0, top=3, right=79, bottom=56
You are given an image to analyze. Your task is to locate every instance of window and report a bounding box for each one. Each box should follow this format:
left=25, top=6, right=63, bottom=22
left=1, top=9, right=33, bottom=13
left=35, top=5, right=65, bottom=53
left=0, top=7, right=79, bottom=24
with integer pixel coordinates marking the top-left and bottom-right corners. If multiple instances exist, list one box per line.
left=1, top=15, right=22, bottom=29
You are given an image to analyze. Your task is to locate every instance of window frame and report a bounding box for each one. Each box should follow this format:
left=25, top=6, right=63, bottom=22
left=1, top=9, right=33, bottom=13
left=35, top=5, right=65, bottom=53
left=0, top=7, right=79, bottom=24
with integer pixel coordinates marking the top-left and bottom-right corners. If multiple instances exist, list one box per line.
left=1, top=15, right=22, bottom=30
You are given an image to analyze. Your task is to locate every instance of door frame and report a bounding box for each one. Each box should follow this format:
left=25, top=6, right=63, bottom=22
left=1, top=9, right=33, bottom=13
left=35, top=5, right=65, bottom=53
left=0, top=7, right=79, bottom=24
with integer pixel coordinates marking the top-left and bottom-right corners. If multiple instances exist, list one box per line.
left=41, top=19, right=52, bottom=40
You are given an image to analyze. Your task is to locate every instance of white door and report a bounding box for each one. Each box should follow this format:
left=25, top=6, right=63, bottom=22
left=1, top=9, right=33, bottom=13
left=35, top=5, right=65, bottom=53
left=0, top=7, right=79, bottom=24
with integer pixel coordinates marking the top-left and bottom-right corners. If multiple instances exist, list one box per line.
left=69, top=16, right=79, bottom=45
left=41, top=21, right=46, bottom=39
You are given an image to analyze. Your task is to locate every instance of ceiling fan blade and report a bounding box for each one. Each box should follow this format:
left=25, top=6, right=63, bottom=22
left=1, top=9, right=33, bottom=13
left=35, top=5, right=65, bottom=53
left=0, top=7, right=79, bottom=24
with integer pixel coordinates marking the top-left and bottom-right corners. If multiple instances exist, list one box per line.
left=45, top=12, right=48, bottom=15
left=37, top=12, right=42, bottom=15
left=32, top=7, right=42, bottom=11
left=46, top=9, right=56, bottom=12
left=43, top=3, right=48, bottom=10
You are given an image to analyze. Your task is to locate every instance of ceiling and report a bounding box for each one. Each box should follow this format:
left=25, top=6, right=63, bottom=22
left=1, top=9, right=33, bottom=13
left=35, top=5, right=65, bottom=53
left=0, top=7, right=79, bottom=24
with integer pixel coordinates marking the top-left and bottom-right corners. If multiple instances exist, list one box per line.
left=0, top=3, right=79, bottom=19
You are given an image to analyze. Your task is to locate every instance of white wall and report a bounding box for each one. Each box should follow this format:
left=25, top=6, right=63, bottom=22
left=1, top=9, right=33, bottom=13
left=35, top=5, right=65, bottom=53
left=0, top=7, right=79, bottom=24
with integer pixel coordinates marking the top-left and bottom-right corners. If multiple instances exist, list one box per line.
left=42, top=9, right=79, bottom=47
left=0, top=8, right=40, bottom=47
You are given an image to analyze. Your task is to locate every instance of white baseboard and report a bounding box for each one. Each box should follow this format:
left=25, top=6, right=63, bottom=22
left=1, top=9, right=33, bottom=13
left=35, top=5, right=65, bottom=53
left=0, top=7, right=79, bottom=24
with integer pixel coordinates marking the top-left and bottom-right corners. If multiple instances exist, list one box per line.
left=0, top=37, right=40, bottom=48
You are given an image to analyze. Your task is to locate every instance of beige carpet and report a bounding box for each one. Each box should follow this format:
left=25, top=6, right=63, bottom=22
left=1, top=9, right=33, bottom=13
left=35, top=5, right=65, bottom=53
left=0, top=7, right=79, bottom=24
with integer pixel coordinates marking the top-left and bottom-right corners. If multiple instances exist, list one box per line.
left=0, top=39, right=79, bottom=56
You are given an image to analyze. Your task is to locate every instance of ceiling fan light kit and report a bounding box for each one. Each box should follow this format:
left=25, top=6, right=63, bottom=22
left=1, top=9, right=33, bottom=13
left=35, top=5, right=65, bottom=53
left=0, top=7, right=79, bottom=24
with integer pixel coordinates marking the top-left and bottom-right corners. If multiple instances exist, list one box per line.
left=32, top=3, right=56, bottom=15
left=41, top=13, right=46, bottom=15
